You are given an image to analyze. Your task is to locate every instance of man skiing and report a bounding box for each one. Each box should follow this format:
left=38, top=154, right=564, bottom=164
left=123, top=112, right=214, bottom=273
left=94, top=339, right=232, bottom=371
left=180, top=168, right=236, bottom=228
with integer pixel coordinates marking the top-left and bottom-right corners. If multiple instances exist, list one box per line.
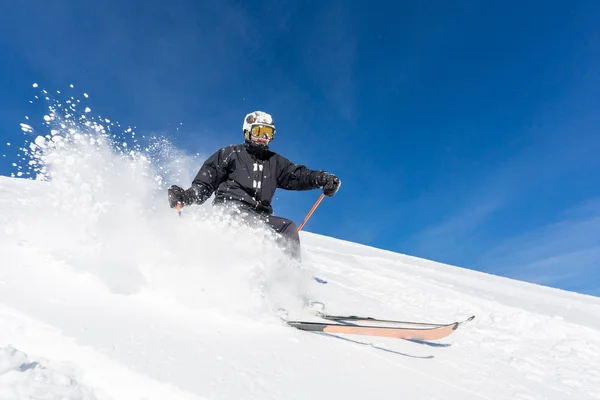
left=167, top=110, right=341, bottom=260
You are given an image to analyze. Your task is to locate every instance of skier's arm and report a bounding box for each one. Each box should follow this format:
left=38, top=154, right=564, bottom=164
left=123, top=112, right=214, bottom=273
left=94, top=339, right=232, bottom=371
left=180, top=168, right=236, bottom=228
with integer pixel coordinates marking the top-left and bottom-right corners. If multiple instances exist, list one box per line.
left=182, top=146, right=233, bottom=205
left=276, top=155, right=341, bottom=197
left=276, top=155, right=323, bottom=191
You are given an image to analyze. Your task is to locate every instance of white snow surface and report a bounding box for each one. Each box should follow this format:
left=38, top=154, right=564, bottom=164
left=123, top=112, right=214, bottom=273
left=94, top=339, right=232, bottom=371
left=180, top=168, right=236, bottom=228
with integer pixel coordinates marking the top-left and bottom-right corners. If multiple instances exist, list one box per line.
left=1, top=98, right=600, bottom=399
left=0, top=345, right=99, bottom=400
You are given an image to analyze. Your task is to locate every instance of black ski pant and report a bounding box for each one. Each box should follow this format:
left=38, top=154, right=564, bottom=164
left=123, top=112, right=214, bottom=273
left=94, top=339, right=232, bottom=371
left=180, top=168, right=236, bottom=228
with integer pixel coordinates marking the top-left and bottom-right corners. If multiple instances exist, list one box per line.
left=215, top=203, right=301, bottom=260
left=263, top=215, right=301, bottom=260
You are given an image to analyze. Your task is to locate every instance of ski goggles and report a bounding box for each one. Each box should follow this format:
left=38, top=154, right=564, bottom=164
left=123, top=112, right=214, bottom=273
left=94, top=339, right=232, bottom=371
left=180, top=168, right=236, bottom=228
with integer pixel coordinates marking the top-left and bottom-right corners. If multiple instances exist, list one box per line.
left=249, top=124, right=275, bottom=140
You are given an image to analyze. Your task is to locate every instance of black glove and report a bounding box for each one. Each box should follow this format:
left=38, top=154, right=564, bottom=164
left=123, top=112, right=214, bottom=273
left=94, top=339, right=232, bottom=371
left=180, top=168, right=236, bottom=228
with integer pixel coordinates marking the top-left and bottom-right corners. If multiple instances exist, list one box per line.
left=168, top=184, right=212, bottom=208
left=316, top=171, right=341, bottom=197
left=168, top=185, right=186, bottom=208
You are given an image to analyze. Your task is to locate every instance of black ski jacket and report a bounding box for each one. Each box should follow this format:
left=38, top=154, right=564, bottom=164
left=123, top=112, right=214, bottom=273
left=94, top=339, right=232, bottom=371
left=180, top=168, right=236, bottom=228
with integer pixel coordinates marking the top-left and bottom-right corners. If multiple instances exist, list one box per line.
left=186, top=142, right=322, bottom=215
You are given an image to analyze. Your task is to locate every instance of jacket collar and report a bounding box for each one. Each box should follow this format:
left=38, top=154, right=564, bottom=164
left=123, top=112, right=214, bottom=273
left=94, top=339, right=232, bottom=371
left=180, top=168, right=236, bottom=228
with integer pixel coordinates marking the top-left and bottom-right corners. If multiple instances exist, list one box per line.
left=244, top=140, right=272, bottom=160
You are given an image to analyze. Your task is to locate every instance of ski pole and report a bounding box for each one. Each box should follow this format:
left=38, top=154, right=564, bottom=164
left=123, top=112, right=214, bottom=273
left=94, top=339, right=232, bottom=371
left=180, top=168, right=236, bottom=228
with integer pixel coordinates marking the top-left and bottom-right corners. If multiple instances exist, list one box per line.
left=298, top=193, right=325, bottom=232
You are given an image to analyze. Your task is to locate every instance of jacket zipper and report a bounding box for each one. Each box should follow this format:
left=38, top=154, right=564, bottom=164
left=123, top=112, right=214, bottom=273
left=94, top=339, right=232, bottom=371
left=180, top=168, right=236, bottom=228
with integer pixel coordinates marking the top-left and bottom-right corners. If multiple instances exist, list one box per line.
left=253, top=161, right=264, bottom=206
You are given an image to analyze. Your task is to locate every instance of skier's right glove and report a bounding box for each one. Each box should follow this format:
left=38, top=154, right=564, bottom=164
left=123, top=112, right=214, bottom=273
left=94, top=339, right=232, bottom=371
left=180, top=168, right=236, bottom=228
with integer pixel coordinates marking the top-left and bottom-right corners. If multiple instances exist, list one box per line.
left=316, top=171, right=341, bottom=197
left=168, top=184, right=212, bottom=208
left=168, top=185, right=186, bottom=208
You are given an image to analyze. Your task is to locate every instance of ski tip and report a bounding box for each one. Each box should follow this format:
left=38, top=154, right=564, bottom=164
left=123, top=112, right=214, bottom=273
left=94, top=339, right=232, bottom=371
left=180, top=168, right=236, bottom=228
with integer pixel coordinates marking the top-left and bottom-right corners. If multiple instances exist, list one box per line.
left=453, top=315, right=475, bottom=330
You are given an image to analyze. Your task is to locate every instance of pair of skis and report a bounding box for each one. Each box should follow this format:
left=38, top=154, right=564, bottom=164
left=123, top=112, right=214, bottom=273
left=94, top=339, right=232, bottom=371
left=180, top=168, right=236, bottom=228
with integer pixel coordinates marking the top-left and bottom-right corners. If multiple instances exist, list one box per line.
left=285, top=307, right=475, bottom=341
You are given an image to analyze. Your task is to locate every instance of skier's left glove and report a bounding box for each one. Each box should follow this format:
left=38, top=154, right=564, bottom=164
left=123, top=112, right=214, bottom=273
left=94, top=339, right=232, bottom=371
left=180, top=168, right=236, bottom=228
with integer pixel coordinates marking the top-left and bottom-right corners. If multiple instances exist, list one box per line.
left=316, top=171, right=341, bottom=197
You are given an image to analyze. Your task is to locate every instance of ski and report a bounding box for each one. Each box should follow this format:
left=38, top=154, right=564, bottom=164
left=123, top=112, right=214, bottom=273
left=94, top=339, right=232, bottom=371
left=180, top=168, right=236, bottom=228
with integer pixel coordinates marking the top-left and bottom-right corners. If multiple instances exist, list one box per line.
left=315, top=311, right=475, bottom=329
left=303, top=303, right=474, bottom=329
left=286, top=315, right=474, bottom=341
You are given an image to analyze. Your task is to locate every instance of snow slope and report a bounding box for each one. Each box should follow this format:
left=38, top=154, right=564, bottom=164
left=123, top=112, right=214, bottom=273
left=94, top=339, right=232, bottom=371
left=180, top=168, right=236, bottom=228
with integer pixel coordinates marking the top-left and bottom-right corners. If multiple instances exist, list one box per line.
left=1, top=93, right=600, bottom=399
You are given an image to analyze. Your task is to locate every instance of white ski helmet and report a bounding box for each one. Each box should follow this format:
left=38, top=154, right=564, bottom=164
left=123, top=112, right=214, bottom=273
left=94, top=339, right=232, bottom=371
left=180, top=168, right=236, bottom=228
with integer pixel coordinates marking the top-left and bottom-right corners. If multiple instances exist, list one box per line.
left=243, top=110, right=276, bottom=141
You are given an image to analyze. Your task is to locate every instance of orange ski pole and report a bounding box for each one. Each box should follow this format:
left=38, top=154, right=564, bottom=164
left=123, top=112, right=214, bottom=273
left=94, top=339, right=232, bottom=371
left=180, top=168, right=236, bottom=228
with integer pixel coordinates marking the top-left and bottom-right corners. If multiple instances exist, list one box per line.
left=298, top=193, right=325, bottom=232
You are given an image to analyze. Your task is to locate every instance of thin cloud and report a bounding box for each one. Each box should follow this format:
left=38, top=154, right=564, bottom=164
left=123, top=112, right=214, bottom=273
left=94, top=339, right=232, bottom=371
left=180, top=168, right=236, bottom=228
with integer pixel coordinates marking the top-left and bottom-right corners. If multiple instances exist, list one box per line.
left=477, top=198, right=600, bottom=295
left=403, top=197, right=503, bottom=264
left=400, top=108, right=600, bottom=295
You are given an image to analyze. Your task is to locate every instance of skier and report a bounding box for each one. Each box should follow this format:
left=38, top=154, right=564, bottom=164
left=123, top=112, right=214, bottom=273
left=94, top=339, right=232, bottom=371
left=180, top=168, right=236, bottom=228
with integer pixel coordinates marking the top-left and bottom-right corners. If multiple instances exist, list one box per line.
left=167, top=110, right=341, bottom=260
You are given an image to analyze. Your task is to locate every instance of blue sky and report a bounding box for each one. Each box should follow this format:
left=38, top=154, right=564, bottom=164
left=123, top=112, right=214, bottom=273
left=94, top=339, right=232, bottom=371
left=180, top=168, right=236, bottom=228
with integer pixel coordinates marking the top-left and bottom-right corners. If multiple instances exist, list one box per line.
left=1, top=1, right=599, bottom=296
